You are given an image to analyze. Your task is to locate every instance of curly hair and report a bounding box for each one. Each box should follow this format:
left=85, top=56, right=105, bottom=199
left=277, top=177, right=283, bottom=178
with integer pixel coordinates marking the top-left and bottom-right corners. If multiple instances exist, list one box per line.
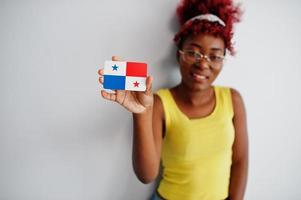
left=174, top=0, right=242, bottom=55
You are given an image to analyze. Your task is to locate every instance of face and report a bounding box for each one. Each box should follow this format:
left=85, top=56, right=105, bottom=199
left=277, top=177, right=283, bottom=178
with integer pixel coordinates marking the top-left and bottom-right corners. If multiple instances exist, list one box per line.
left=178, top=33, right=225, bottom=91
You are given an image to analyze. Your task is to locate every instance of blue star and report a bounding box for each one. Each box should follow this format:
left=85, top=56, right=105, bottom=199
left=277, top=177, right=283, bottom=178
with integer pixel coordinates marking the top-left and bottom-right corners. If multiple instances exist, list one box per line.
left=112, top=64, right=119, bottom=71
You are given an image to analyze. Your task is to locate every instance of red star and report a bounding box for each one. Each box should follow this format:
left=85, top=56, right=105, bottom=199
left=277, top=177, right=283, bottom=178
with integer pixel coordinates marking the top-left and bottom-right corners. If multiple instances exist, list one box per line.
left=133, top=81, right=139, bottom=87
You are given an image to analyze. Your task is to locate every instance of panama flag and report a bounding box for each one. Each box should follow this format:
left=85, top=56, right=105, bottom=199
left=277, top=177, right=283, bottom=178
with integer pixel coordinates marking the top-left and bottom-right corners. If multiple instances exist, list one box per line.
left=103, top=61, right=147, bottom=91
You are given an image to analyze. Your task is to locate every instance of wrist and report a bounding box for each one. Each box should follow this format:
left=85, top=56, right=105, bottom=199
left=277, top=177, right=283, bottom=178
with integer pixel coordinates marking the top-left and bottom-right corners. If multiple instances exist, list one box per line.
left=133, top=104, right=152, bottom=116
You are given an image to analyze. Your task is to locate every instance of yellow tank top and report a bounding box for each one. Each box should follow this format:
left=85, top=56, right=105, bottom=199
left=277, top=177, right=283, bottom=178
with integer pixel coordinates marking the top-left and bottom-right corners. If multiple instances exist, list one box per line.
left=156, top=86, right=235, bottom=200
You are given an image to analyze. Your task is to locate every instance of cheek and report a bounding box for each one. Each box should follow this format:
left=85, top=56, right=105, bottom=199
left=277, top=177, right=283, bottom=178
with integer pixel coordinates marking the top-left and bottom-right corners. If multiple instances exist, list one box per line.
left=210, top=68, right=222, bottom=80
left=179, top=57, right=191, bottom=71
left=179, top=63, right=191, bottom=76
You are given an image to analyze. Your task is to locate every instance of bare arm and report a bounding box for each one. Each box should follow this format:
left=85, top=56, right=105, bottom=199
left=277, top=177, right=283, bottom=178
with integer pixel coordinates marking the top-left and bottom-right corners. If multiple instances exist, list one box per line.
left=98, top=56, right=163, bottom=184
left=132, top=94, right=164, bottom=183
left=227, top=88, right=249, bottom=200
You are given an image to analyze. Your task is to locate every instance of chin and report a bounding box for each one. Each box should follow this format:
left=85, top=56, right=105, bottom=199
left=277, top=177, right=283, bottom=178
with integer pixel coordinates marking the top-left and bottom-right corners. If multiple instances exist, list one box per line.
left=181, top=77, right=213, bottom=92
left=189, top=82, right=211, bottom=92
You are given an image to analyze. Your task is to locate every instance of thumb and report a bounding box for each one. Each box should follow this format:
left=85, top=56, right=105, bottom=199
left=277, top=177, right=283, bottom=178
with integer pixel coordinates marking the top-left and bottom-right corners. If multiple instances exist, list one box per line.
left=145, top=76, right=153, bottom=95
left=112, top=56, right=123, bottom=61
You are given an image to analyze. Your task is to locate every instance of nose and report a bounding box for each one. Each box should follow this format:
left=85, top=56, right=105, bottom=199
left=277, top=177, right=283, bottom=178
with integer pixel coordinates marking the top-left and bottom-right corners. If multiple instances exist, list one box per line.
left=195, top=58, right=210, bottom=70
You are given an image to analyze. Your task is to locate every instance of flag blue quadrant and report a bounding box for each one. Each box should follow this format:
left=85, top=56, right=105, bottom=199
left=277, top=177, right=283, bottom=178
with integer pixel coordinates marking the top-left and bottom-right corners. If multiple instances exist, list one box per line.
left=103, top=75, right=126, bottom=90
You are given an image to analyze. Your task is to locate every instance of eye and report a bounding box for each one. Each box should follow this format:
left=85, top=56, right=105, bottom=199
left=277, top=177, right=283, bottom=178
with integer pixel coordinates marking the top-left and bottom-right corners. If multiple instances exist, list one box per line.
left=209, top=54, right=223, bottom=62
left=185, top=50, right=197, bottom=57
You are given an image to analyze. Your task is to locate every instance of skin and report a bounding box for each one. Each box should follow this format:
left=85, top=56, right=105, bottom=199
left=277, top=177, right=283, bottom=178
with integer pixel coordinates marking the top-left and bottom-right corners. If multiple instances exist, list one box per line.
left=98, top=33, right=248, bottom=200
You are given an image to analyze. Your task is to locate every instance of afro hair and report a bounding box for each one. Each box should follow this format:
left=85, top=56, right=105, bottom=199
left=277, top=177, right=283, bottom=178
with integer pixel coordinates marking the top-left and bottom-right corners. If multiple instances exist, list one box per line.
left=174, top=0, right=242, bottom=55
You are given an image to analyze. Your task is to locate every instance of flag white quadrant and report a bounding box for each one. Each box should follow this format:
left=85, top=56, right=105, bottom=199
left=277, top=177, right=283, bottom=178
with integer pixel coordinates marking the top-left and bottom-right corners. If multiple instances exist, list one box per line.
left=104, top=61, right=126, bottom=76
left=125, top=76, right=146, bottom=91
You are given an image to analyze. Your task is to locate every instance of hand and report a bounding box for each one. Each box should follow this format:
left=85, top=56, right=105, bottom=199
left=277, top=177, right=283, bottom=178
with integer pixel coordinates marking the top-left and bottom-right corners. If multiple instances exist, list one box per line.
left=98, top=56, right=154, bottom=113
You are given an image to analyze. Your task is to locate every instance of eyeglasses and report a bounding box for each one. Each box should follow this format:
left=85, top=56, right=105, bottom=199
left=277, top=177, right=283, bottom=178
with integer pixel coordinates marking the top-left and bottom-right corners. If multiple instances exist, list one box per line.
left=178, top=49, right=225, bottom=66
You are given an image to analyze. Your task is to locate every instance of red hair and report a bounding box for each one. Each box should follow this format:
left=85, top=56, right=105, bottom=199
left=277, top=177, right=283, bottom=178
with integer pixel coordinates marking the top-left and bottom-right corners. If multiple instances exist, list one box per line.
left=174, top=0, right=242, bottom=55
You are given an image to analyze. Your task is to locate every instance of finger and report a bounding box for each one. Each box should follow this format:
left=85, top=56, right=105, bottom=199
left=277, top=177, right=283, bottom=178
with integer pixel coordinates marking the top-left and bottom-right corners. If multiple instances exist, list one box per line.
left=101, top=90, right=117, bottom=101
left=115, top=90, right=127, bottom=105
left=98, top=69, right=104, bottom=76
left=99, top=76, right=103, bottom=84
left=112, top=56, right=123, bottom=61
left=145, top=76, right=153, bottom=95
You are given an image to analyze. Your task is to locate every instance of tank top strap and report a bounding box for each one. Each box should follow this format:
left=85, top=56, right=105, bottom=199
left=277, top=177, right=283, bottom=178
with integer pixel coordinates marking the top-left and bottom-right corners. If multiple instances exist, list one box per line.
left=215, top=86, right=234, bottom=119
left=155, top=89, right=180, bottom=131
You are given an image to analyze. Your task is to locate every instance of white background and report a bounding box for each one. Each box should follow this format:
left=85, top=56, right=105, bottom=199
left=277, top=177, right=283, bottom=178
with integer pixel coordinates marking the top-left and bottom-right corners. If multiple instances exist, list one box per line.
left=1, top=0, right=301, bottom=199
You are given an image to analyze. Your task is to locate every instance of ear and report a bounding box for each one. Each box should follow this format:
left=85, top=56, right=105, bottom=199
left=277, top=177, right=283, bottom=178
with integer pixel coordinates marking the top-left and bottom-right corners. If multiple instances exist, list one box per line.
left=176, top=50, right=180, bottom=63
left=176, top=38, right=184, bottom=63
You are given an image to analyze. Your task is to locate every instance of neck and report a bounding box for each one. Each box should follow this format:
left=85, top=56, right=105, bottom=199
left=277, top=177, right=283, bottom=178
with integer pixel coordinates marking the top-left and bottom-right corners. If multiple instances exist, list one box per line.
left=175, top=83, right=214, bottom=106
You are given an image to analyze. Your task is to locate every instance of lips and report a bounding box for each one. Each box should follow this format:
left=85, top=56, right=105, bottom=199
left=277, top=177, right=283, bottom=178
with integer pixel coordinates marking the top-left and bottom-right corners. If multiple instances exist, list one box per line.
left=190, top=71, right=210, bottom=82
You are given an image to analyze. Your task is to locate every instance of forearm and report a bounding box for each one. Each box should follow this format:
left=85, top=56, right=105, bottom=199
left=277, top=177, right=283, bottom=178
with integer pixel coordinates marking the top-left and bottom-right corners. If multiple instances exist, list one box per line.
left=228, top=160, right=248, bottom=200
left=227, top=159, right=248, bottom=200
left=132, top=105, right=159, bottom=183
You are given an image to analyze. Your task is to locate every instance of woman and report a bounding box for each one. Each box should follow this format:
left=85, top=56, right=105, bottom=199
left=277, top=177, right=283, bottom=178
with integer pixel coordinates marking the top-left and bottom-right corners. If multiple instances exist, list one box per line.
left=98, top=0, right=248, bottom=199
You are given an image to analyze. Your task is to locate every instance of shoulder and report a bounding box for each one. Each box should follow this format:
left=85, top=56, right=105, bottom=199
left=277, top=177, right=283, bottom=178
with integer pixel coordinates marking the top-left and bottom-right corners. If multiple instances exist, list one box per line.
left=154, top=88, right=170, bottom=110
left=216, top=86, right=243, bottom=101
left=215, top=86, right=244, bottom=107
left=229, top=87, right=246, bottom=118
left=154, top=93, right=163, bottom=110
left=155, top=88, right=169, bottom=98
left=153, top=92, right=165, bottom=121
left=153, top=88, right=173, bottom=121
left=153, top=92, right=166, bottom=137
left=230, top=88, right=243, bottom=104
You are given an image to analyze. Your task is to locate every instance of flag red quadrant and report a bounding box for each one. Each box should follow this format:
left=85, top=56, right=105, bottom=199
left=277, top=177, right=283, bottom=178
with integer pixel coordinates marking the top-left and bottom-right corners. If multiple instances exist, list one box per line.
left=126, top=62, right=147, bottom=77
